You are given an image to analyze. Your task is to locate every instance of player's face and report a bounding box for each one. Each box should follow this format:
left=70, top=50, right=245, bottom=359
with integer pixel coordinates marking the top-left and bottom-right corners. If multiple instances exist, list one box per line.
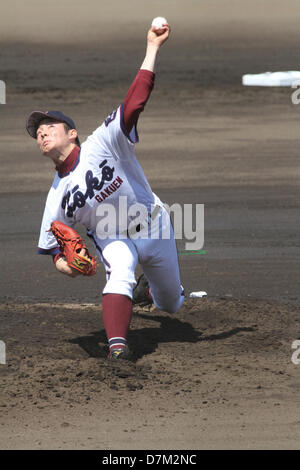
left=36, top=119, right=74, bottom=155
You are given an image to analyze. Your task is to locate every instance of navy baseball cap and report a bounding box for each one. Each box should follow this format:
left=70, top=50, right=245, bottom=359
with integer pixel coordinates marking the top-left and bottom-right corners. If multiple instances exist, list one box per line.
left=26, top=110, right=80, bottom=146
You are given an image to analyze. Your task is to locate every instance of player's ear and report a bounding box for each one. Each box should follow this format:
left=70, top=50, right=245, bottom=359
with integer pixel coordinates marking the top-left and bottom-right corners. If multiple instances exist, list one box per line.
left=68, top=128, right=78, bottom=143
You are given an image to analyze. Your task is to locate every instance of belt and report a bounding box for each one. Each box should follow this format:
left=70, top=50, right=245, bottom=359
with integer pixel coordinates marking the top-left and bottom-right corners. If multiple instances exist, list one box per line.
left=127, top=204, right=161, bottom=237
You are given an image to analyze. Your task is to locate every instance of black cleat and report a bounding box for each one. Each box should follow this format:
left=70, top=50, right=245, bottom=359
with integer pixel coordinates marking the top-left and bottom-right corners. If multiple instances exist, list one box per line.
left=132, top=274, right=153, bottom=306
left=108, top=347, right=130, bottom=361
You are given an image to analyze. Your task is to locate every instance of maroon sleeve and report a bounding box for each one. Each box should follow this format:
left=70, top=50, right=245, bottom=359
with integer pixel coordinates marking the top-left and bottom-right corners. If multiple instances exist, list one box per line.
left=123, top=69, right=155, bottom=135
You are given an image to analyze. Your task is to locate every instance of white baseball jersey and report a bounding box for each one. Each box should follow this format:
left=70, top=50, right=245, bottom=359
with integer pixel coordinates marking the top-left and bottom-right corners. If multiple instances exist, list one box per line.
left=38, top=105, right=160, bottom=255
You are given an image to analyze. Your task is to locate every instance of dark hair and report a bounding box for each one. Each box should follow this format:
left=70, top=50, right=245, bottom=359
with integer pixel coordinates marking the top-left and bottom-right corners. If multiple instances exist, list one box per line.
left=63, top=122, right=80, bottom=147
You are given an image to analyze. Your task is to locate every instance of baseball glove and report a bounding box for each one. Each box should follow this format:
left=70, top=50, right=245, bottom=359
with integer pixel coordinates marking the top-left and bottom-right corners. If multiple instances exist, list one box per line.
left=49, top=220, right=97, bottom=276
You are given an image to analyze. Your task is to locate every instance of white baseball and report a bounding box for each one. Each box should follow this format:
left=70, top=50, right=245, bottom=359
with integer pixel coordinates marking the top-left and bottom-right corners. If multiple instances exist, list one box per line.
left=151, top=17, right=168, bottom=35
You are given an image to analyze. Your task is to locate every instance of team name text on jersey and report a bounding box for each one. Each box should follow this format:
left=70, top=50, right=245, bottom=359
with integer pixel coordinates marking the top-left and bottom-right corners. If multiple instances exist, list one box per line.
left=62, top=159, right=122, bottom=217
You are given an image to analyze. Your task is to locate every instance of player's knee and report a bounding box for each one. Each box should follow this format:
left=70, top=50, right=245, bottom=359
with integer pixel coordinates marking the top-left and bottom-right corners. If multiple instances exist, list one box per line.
left=163, top=305, right=179, bottom=314
left=103, top=270, right=136, bottom=298
left=156, top=291, right=184, bottom=314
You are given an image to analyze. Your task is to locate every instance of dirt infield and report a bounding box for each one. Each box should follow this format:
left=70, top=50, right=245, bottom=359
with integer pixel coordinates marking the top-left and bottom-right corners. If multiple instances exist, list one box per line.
left=1, top=0, right=300, bottom=450
left=1, top=299, right=300, bottom=449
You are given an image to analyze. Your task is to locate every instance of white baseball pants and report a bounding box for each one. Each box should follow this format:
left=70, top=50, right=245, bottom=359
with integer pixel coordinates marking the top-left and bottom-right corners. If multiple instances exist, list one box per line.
left=90, top=205, right=185, bottom=314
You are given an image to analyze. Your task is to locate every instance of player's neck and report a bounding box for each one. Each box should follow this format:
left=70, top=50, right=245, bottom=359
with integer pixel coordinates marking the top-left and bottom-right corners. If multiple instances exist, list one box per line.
left=48, top=143, right=77, bottom=168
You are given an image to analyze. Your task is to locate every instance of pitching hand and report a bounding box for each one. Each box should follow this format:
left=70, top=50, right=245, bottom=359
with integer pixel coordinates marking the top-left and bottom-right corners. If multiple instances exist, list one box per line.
left=147, top=23, right=170, bottom=48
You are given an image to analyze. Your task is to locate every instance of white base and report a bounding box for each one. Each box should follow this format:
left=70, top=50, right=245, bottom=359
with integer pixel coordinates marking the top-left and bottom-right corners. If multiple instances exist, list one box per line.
left=242, top=71, right=300, bottom=87
left=189, top=291, right=207, bottom=298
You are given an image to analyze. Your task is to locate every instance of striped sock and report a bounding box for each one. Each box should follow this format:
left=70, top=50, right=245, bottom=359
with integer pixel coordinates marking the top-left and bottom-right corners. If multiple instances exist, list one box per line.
left=108, top=337, right=127, bottom=352
left=102, top=293, right=132, bottom=354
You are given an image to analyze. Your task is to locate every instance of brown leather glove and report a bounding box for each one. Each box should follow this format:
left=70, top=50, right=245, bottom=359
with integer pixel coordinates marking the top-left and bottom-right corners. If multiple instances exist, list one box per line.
left=49, top=221, right=97, bottom=276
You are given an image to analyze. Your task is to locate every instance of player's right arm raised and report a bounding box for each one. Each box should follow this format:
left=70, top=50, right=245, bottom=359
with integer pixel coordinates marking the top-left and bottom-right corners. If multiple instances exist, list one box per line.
left=122, top=22, right=170, bottom=136
left=140, top=22, right=170, bottom=72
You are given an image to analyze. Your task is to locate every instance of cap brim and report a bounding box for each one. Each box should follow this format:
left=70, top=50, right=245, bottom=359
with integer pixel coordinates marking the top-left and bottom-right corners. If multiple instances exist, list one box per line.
left=26, top=111, right=55, bottom=139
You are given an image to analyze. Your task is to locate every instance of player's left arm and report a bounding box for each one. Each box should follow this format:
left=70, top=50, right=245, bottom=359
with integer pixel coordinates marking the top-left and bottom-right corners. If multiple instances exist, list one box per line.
left=53, top=252, right=86, bottom=277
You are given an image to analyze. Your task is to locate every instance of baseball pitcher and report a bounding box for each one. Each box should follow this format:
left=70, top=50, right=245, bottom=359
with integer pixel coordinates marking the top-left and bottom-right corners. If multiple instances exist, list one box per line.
left=26, top=21, right=185, bottom=360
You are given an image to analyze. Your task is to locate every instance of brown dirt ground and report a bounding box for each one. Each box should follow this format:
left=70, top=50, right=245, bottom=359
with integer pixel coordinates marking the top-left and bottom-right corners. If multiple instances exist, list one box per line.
left=1, top=298, right=300, bottom=450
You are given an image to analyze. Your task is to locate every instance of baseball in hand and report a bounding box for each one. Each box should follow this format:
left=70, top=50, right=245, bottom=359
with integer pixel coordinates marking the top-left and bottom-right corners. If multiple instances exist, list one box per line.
left=151, top=17, right=168, bottom=35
